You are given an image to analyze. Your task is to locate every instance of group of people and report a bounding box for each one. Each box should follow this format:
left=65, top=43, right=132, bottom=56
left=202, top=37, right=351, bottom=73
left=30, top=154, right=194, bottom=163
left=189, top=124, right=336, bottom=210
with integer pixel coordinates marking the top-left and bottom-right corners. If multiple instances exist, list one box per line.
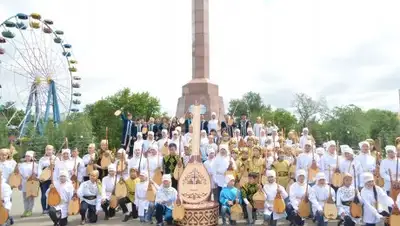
left=0, top=111, right=399, bottom=226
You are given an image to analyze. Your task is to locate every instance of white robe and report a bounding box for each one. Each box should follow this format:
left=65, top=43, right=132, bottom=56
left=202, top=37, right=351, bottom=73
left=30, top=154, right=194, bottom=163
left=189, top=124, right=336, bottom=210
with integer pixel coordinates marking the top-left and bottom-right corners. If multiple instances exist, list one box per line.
left=296, top=152, right=320, bottom=182
left=253, top=123, right=263, bottom=138
left=155, top=186, right=178, bottom=209
left=208, top=119, right=218, bottom=133
left=320, top=153, right=342, bottom=184
left=354, top=153, right=375, bottom=187
left=37, top=155, right=58, bottom=179
left=0, top=160, right=14, bottom=182
left=212, top=155, right=236, bottom=187
left=77, top=180, right=102, bottom=211
left=19, top=162, right=39, bottom=192
left=53, top=159, right=74, bottom=182
left=1, top=181, right=12, bottom=210
left=134, top=181, right=149, bottom=216
left=289, top=182, right=311, bottom=211
left=336, top=185, right=362, bottom=224
left=70, top=157, right=85, bottom=182
left=128, top=155, right=147, bottom=172
left=204, top=158, right=216, bottom=189
left=157, top=137, right=171, bottom=152
left=101, top=175, right=116, bottom=200
left=309, top=184, right=336, bottom=221
left=379, top=158, right=400, bottom=191
left=262, top=183, right=288, bottom=220
left=147, top=155, right=163, bottom=179
left=46, top=181, right=74, bottom=218
left=82, top=153, right=96, bottom=177
left=338, top=159, right=362, bottom=188
left=361, top=186, right=393, bottom=224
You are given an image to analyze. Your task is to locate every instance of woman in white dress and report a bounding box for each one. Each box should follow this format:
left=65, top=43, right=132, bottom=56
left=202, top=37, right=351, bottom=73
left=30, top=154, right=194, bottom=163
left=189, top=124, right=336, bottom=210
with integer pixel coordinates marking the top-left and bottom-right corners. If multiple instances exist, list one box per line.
left=287, top=169, right=311, bottom=225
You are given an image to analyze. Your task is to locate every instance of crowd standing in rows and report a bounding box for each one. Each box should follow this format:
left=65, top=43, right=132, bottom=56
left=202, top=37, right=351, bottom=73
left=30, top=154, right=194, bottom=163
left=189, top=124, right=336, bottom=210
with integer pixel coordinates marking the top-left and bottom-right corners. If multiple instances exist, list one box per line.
left=0, top=111, right=400, bottom=226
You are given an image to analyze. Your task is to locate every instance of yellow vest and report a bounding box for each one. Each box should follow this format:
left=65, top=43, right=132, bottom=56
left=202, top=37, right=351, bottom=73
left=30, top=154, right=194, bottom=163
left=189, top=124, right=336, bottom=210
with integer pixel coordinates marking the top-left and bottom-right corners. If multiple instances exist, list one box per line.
left=272, top=160, right=290, bottom=188
left=125, top=177, right=140, bottom=202
left=249, top=157, right=265, bottom=174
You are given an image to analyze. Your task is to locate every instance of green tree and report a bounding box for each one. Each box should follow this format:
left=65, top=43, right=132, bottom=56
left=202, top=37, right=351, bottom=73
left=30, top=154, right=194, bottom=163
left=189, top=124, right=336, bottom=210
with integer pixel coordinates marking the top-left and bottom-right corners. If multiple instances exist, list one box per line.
left=228, top=92, right=268, bottom=121
left=269, top=108, right=297, bottom=131
left=292, top=93, right=328, bottom=128
left=365, top=109, right=399, bottom=147
left=85, top=88, right=161, bottom=149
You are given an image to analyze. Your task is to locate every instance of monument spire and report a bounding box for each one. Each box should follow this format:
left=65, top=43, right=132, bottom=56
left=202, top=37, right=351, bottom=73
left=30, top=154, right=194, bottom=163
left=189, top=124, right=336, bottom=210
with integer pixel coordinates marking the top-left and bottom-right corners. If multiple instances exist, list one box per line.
left=176, top=0, right=225, bottom=120
left=192, top=0, right=209, bottom=79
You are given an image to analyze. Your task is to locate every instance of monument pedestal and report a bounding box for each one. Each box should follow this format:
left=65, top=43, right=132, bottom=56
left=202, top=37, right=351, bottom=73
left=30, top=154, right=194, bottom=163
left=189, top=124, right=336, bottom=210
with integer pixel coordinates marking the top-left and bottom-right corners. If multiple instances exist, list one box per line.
left=175, top=201, right=219, bottom=226
left=176, top=78, right=225, bottom=120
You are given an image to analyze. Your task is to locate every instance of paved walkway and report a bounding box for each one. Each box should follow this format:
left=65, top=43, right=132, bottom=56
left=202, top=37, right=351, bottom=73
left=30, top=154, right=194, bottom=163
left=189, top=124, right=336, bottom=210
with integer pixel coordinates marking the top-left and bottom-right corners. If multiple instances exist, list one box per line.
left=10, top=190, right=379, bottom=226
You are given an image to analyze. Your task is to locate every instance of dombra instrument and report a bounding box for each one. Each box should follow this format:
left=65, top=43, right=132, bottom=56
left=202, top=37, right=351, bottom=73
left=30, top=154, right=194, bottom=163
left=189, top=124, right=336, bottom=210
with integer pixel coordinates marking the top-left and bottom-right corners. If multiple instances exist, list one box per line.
left=227, top=115, right=234, bottom=126
left=230, top=191, right=243, bottom=221
left=152, top=153, right=163, bottom=185
left=48, top=161, right=61, bottom=207
left=178, top=104, right=212, bottom=204
left=0, top=171, right=9, bottom=225
left=71, top=157, right=78, bottom=183
left=350, top=165, right=362, bottom=218
left=115, top=154, right=127, bottom=199
left=86, top=153, right=95, bottom=175
left=389, top=161, right=400, bottom=225
left=323, top=166, right=338, bottom=220
left=173, top=134, right=184, bottom=181
left=172, top=196, right=185, bottom=221
left=141, top=126, right=148, bottom=134
left=308, top=143, right=318, bottom=183
left=26, top=160, right=40, bottom=197
left=114, top=108, right=122, bottom=116
left=8, top=163, right=22, bottom=189
left=161, top=141, right=169, bottom=156
left=298, top=172, right=311, bottom=218
left=101, top=127, right=112, bottom=168
left=273, top=187, right=286, bottom=214
left=69, top=163, right=80, bottom=215
left=39, top=159, right=52, bottom=181
left=252, top=188, right=266, bottom=209
left=374, top=139, right=384, bottom=187
left=109, top=172, right=119, bottom=209
left=331, top=141, right=342, bottom=187
left=146, top=159, right=156, bottom=202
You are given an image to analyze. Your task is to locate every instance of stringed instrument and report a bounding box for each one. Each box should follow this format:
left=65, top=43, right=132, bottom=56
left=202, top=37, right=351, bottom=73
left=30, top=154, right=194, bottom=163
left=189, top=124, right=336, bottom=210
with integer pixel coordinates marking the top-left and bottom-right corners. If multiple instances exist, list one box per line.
left=109, top=172, right=118, bottom=209
left=331, top=141, right=342, bottom=187
left=71, top=157, right=78, bottom=183
left=26, top=159, right=40, bottom=197
left=273, top=187, right=286, bottom=214
left=161, top=141, right=169, bottom=156
left=39, top=157, right=52, bottom=181
left=374, top=139, right=384, bottom=187
left=8, top=163, right=22, bottom=189
left=253, top=187, right=266, bottom=209
left=172, top=195, right=185, bottom=221
left=152, top=151, right=163, bottom=185
left=286, top=152, right=297, bottom=195
left=48, top=161, right=61, bottom=206
left=100, top=127, right=112, bottom=168
left=68, top=163, right=80, bottom=215
left=146, top=158, right=156, bottom=202
left=323, top=166, right=338, bottom=220
left=230, top=190, right=243, bottom=221
left=225, top=159, right=235, bottom=176
left=0, top=171, right=9, bottom=225
left=115, top=154, right=128, bottom=199
left=173, top=134, right=184, bottom=180
left=350, top=165, right=362, bottom=218
left=86, top=153, right=95, bottom=175
left=178, top=103, right=212, bottom=204
left=308, top=142, right=319, bottom=183
left=389, top=163, right=400, bottom=224
left=298, top=172, right=311, bottom=218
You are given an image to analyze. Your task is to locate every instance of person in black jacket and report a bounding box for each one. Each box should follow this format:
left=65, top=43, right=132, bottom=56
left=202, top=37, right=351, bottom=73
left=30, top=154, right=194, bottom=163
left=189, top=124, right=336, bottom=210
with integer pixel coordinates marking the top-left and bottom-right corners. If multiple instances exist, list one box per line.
left=200, top=114, right=208, bottom=134
left=238, top=113, right=251, bottom=137
left=184, top=113, right=193, bottom=133
left=221, top=114, right=236, bottom=137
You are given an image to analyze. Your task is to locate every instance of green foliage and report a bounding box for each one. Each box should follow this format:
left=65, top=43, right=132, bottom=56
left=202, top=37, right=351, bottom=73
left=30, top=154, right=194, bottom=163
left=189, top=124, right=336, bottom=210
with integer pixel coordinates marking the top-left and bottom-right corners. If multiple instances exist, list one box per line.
left=85, top=88, right=162, bottom=149
left=292, top=93, right=328, bottom=127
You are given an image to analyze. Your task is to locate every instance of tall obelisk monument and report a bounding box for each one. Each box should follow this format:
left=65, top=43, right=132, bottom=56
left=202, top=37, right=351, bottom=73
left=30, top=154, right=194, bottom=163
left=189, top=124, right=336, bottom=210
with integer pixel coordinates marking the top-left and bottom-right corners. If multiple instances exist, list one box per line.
left=176, top=0, right=225, bottom=120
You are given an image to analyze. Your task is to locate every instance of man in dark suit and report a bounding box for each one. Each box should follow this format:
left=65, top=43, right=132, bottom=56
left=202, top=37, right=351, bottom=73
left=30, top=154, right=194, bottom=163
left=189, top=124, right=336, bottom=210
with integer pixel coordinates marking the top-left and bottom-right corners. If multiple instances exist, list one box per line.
left=184, top=113, right=193, bottom=133
left=238, top=113, right=250, bottom=137
left=120, top=112, right=135, bottom=155
left=200, top=114, right=208, bottom=134
left=221, top=114, right=236, bottom=137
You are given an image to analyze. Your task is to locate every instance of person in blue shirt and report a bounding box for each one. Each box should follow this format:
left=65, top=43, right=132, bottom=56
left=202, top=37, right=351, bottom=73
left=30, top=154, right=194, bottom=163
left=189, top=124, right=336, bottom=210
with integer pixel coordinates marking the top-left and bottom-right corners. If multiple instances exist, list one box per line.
left=220, top=175, right=242, bottom=225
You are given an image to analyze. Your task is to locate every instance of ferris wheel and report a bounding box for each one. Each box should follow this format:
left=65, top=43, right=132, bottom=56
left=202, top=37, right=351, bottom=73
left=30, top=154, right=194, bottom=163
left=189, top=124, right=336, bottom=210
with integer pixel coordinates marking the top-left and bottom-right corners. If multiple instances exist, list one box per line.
left=0, top=13, right=81, bottom=139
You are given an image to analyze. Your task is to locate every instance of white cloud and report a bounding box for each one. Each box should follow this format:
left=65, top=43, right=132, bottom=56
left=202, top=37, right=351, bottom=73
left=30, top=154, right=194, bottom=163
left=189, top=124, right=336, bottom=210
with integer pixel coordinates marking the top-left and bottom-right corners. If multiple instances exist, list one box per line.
left=1, top=0, right=399, bottom=118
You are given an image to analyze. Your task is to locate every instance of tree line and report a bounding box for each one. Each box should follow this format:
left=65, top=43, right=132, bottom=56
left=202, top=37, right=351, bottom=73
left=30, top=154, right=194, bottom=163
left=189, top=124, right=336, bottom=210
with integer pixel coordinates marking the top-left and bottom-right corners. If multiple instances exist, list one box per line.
left=0, top=88, right=398, bottom=158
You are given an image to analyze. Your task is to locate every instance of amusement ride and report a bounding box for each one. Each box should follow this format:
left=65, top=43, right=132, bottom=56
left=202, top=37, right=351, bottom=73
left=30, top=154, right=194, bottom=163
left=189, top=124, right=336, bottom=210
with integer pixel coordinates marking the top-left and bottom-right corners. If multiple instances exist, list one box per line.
left=0, top=13, right=81, bottom=139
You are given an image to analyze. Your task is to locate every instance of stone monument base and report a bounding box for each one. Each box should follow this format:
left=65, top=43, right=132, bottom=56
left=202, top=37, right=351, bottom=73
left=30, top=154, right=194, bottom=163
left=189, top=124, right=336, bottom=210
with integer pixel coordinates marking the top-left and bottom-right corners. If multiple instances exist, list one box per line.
left=175, top=201, right=219, bottom=226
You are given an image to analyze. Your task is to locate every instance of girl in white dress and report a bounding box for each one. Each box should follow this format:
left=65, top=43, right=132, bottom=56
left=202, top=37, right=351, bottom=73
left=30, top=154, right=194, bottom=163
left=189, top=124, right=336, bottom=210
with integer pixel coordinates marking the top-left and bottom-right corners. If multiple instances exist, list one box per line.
left=262, top=170, right=288, bottom=226
left=19, top=150, right=38, bottom=217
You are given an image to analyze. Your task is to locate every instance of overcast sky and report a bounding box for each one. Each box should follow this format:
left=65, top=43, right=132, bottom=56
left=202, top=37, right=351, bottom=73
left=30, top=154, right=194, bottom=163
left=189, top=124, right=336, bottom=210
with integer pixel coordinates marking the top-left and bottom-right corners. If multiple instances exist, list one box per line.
left=1, top=0, right=400, bottom=116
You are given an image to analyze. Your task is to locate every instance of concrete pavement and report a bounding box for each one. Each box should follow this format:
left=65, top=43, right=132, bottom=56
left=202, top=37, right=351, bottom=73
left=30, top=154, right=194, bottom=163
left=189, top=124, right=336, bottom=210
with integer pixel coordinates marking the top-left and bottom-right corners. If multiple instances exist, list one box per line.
left=10, top=189, right=379, bottom=226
